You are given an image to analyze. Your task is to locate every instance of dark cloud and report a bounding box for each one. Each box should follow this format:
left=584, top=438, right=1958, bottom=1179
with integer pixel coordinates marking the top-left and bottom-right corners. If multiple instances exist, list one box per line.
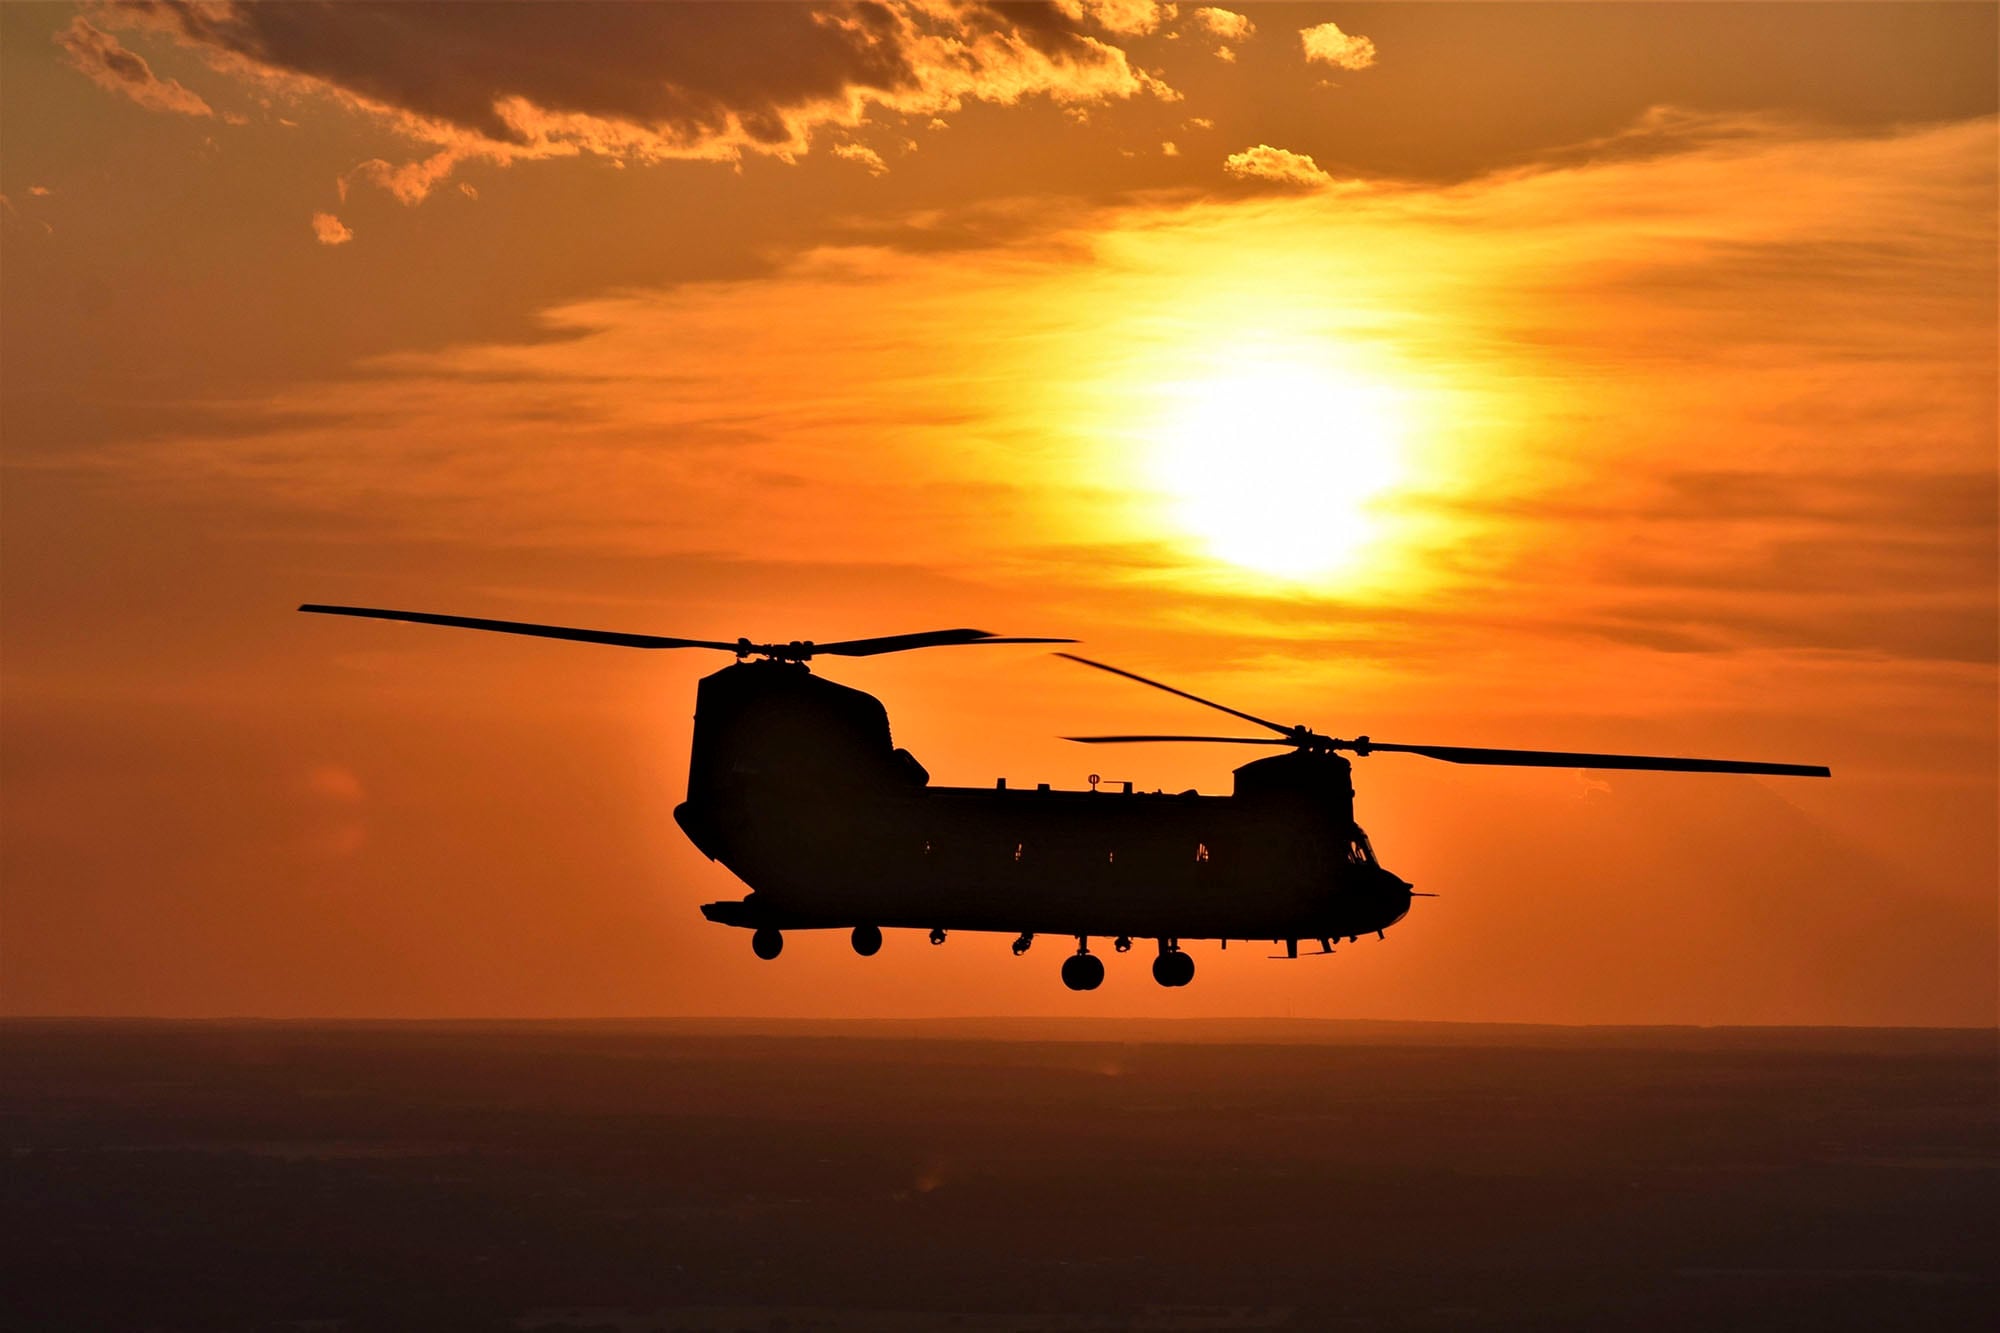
left=126, top=0, right=913, bottom=145
left=1584, top=595, right=1995, bottom=665
left=114, top=1, right=1168, bottom=186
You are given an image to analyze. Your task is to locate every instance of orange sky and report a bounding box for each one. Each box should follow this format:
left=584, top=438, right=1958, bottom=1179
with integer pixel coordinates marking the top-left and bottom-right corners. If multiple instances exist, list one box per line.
left=3, top=2, right=1995, bottom=1024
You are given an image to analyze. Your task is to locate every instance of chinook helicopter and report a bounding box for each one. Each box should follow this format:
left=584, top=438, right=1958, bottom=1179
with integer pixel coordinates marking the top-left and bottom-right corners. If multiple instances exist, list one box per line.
left=299, top=605, right=1831, bottom=991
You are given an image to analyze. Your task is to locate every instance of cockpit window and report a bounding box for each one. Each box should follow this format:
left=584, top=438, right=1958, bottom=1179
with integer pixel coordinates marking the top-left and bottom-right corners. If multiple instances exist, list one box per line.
left=1346, top=831, right=1375, bottom=865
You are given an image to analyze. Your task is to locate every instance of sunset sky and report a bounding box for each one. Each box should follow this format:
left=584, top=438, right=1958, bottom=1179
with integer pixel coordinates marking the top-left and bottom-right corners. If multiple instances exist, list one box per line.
left=3, top=2, right=1994, bottom=1025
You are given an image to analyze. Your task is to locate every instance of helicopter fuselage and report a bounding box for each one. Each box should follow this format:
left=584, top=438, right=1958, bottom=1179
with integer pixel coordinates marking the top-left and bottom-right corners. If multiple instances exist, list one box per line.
left=677, top=660, right=1413, bottom=948
left=297, top=601, right=1828, bottom=990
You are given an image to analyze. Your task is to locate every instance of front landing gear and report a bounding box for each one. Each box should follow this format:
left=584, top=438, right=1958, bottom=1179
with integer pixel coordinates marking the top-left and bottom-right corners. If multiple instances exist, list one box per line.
left=1060, top=942, right=1105, bottom=992
left=1152, top=942, right=1194, bottom=988
left=751, top=928, right=783, bottom=960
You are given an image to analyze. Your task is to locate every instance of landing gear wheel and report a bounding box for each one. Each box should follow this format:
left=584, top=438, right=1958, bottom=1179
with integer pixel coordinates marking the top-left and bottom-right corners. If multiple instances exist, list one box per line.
left=751, top=928, right=783, bottom=961
left=1011, top=933, right=1034, bottom=956
left=1060, top=952, right=1105, bottom=992
left=929, top=928, right=947, bottom=946
left=1152, top=949, right=1195, bottom=988
left=851, top=925, right=882, bottom=957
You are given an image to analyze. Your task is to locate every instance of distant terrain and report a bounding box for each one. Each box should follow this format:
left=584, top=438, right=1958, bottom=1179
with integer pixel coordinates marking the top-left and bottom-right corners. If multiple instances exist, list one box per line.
left=6, top=1020, right=1994, bottom=1332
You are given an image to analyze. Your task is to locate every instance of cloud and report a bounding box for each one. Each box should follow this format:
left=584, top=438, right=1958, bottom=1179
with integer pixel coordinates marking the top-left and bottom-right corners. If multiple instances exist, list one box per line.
left=1222, top=143, right=1332, bottom=188
left=53, top=15, right=213, bottom=117
left=72, top=113, right=1997, bottom=672
left=1299, top=21, right=1376, bottom=71
left=1058, top=1, right=1176, bottom=37
left=1192, top=8, right=1253, bottom=41
left=310, top=212, right=353, bottom=246
left=834, top=142, right=890, bottom=176
left=1188, top=7, right=1249, bottom=61
left=112, top=1, right=1175, bottom=202
left=339, top=151, right=464, bottom=207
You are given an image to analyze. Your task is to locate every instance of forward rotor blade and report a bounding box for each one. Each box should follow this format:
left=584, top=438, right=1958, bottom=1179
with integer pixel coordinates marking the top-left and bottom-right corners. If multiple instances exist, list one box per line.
left=819, top=630, right=1075, bottom=657
left=1360, top=741, right=1830, bottom=778
left=1055, top=653, right=1294, bottom=738
left=1064, top=734, right=1292, bottom=746
left=298, top=604, right=737, bottom=650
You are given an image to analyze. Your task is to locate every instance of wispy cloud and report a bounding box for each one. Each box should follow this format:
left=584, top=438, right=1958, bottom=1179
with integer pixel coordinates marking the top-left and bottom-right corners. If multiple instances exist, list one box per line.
left=74, top=113, right=1997, bottom=673
left=54, top=15, right=212, bottom=118
left=833, top=142, right=891, bottom=176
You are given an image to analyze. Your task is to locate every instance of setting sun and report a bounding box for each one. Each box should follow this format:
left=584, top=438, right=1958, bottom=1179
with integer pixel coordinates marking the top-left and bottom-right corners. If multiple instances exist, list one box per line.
left=1148, top=362, right=1410, bottom=581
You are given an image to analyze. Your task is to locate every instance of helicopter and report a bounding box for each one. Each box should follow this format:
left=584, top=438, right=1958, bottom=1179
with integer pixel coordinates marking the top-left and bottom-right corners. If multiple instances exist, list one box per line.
left=299, top=604, right=1831, bottom=991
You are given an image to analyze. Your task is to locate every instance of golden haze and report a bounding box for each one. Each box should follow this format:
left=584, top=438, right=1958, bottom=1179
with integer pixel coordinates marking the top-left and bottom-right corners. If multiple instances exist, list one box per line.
left=1, top=2, right=1993, bottom=1023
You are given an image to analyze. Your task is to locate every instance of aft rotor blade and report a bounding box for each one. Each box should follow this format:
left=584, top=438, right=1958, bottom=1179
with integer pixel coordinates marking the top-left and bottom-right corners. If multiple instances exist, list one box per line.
left=1055, top=653, right=1294, bottom=738
left=298, top=604, right=738, bottom=651
left=1360, top=741, right=1831, bottom=778
left=819, top=630, right=1075, bottom=657
left=1064, top=734, right=1292, bottom=746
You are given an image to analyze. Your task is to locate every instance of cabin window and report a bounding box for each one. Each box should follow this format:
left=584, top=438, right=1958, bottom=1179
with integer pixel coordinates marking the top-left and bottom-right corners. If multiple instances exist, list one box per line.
left=1107, top=851, right=1116, bottom=864
left=1013, top=842, right=1024, bottom=863
left=1195, top=843, right=1211, bottom=863
left=923, top=840, right=933, bottom=857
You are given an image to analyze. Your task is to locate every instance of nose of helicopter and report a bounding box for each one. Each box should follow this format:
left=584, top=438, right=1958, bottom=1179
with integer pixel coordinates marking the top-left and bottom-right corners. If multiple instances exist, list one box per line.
left=1375, top=865, right=1415, bottom=926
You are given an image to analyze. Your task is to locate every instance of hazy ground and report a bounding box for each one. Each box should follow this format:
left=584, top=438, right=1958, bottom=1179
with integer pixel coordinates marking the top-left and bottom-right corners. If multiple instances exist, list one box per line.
left=5, top=1019, right=1994, bottom=1332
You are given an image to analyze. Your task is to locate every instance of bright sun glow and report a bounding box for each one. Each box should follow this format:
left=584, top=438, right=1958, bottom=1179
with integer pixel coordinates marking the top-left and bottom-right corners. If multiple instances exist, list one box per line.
left=1148, top=363, right=1411, bottom=581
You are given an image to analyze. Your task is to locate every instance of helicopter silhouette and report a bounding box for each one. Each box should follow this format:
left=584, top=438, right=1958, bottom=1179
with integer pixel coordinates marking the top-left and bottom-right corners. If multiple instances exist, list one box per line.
left=299, top=605, right=1830, bottom=991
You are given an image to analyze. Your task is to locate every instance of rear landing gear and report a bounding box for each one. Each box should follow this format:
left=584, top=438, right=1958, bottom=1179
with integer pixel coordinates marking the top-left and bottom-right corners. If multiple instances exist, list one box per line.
left=1152, top=942, right=1194, bottom=988
left=851, top=924, right=882, bottom=957
left=751, top=928, right=783, bottom=960
left=1060, top=944, right=1105, bottom=992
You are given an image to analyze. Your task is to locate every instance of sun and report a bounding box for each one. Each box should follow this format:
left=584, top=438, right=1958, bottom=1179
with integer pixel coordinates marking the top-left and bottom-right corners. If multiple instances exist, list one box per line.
left=1147, top=363, right=1411, bottom=581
